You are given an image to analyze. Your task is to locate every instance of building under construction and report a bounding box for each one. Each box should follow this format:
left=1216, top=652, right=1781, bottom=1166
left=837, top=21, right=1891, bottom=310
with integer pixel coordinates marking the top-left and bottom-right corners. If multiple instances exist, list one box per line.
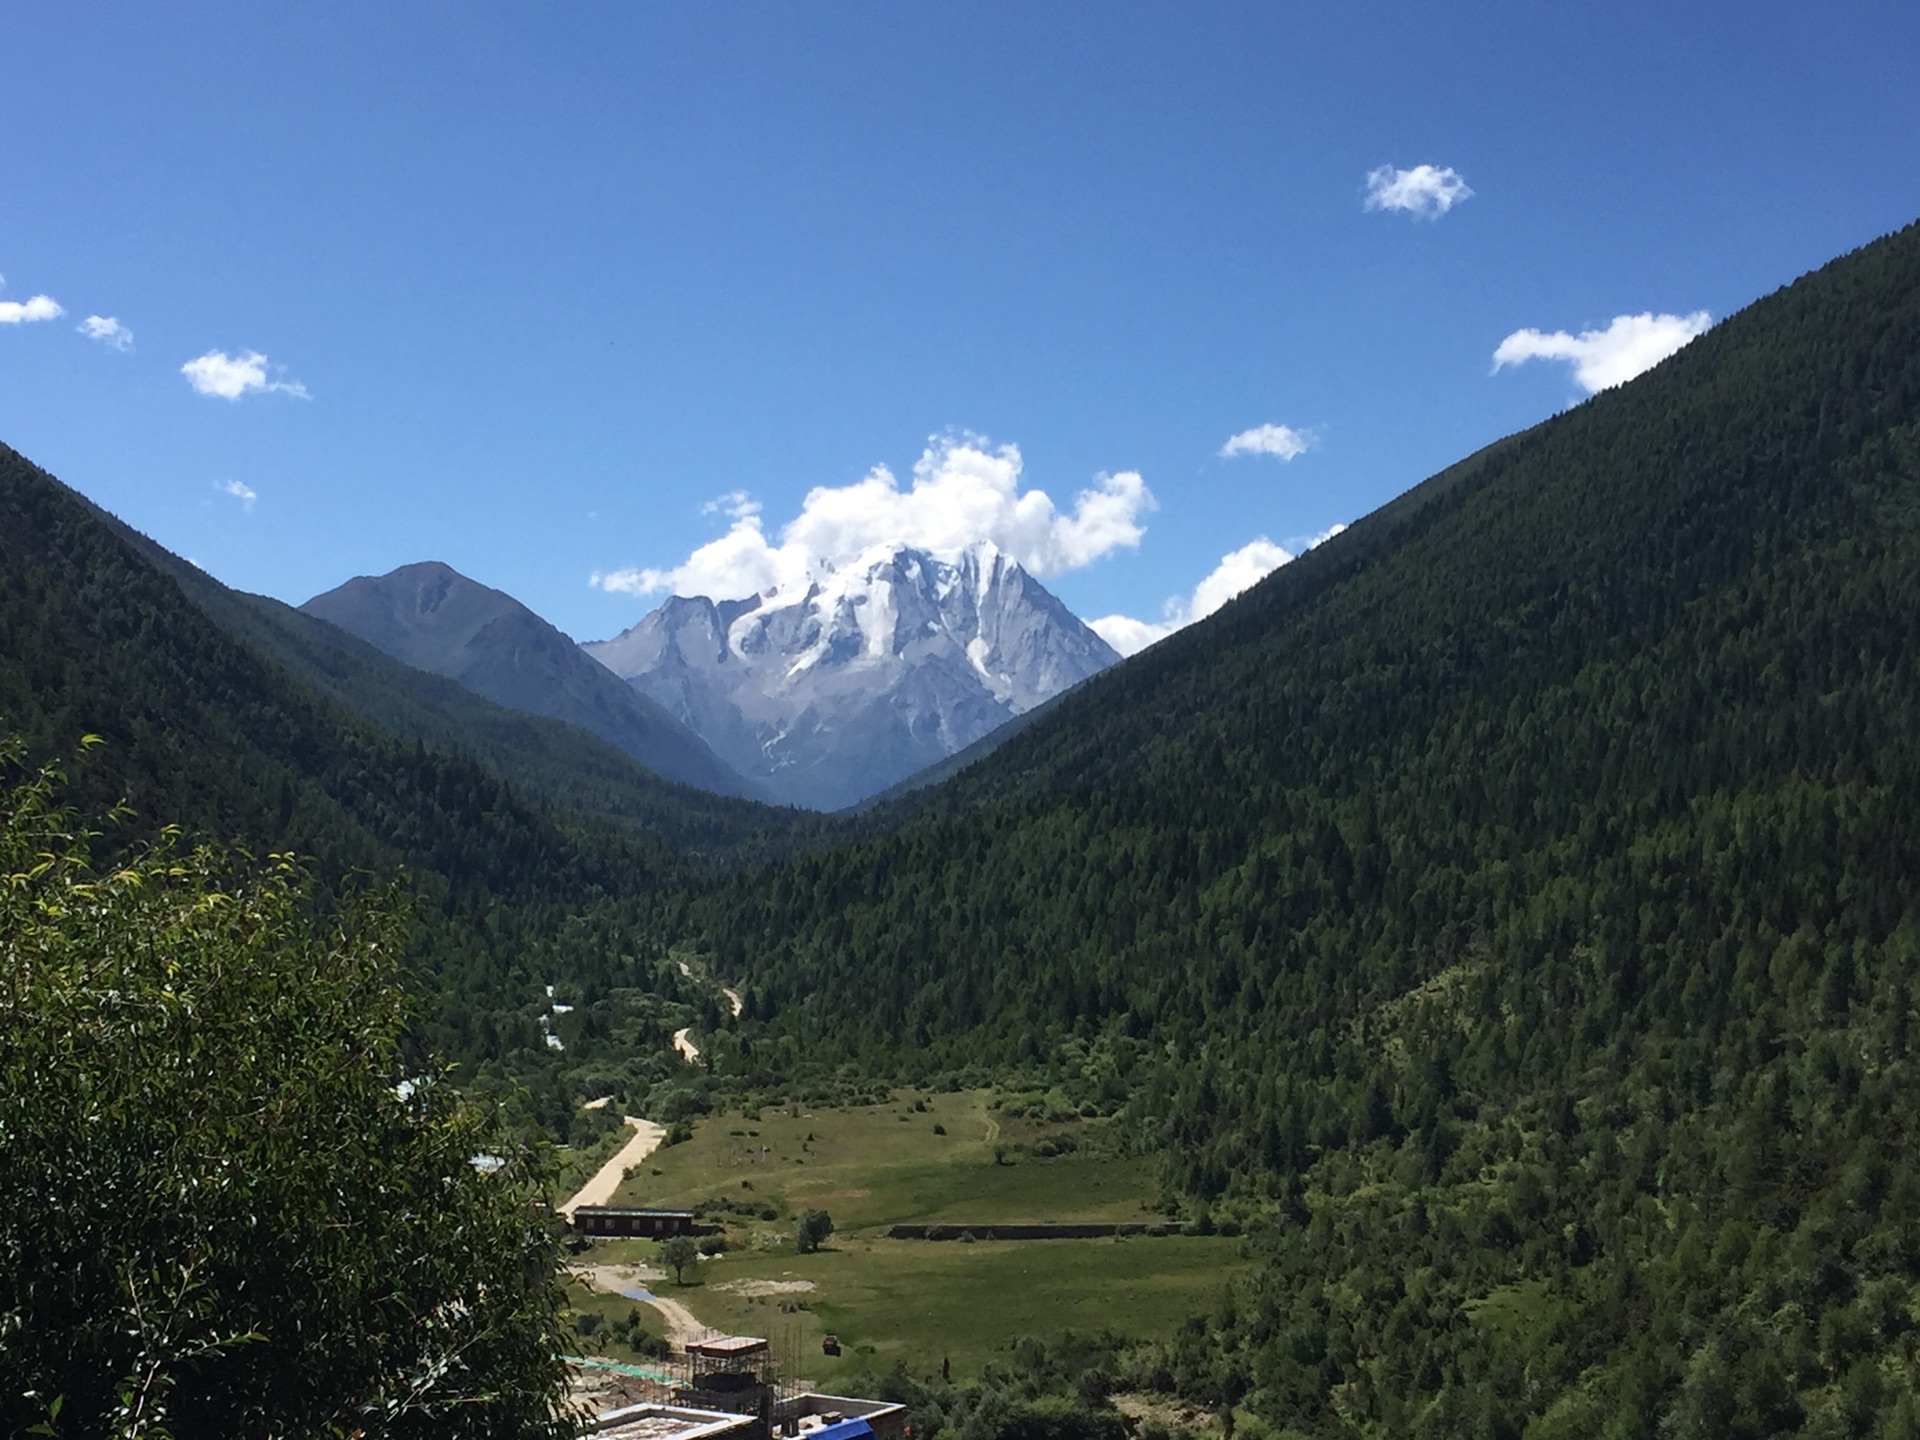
left=681, top=1334, right=776, bottom=1415
left=585, top=1330, right=903, bottom=1440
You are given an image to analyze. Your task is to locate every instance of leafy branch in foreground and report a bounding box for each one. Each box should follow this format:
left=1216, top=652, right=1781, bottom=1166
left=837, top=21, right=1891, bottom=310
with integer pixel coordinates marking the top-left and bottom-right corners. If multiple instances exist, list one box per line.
left=0, top=736, right=574, bottom=1438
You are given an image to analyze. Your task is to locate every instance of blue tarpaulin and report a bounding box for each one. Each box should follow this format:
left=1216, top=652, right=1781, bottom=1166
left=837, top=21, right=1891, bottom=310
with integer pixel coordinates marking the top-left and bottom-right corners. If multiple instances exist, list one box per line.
left=808, top=1420, right=877, bottom=1440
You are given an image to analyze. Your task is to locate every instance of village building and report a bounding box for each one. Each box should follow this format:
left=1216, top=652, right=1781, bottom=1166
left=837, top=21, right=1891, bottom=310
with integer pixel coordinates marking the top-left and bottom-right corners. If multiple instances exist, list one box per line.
left=776, top=1393, right=907, bottom=1440
left=571, top=1205, right=698, bottom=1239
left=580, top=1329, right=905, bottom=1440
left=590, top=1402, right=758, bottom=1440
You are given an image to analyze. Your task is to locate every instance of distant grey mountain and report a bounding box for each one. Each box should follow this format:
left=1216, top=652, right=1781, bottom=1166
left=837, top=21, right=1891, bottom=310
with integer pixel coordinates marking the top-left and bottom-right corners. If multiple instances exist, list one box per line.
left=583, top=541, right=1120, bottom=811
left=301, top=562, right=762, bottom=800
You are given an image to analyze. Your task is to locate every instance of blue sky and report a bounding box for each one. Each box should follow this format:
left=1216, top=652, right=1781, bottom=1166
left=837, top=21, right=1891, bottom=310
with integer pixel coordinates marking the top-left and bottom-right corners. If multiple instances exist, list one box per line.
left=4, top=2, right=1918, bottom=650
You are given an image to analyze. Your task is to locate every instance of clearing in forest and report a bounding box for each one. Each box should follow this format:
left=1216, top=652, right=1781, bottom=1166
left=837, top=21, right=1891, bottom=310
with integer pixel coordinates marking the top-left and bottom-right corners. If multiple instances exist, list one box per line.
left=570, top=1090, right=1244, bottom=1378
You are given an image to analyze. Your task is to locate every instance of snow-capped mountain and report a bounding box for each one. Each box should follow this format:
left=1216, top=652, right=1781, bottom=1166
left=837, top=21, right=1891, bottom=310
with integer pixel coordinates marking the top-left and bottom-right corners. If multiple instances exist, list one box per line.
left=583, top=541, right=1121, bottom=810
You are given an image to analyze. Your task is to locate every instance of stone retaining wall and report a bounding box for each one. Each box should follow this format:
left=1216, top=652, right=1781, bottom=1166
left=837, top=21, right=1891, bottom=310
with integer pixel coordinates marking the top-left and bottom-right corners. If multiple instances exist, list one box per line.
left=885, top=1222, right=1184, bottom=1240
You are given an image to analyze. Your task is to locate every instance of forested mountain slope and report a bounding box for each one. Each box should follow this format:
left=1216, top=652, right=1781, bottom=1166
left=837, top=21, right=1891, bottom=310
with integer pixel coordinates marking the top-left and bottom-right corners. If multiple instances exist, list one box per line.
left=0, top=450, right=744, bottom=1122
left=106, top=525, right=805, bottom=857
left=692, top=222, right=1920, bottom=1434
left=301, top=560, right=766, bottom=802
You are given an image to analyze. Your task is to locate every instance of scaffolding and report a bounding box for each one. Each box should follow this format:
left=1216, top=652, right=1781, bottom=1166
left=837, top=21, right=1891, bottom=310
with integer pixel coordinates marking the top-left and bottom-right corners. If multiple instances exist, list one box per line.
left=580, top=1322, right=900, bottom=1440
left=667, top=1330, right=809, bottom=1420
left=682, top=1334, right=771, bottom=1404
left=589, top=1323, right=809, bottom=1415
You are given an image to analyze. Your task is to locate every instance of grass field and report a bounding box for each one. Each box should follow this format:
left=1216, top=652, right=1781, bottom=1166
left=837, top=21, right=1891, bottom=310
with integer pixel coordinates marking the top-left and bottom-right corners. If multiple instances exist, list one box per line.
left=608, top=1089, right=1158, bottom=1229
left=590, top=1231, right=1243, bottom=1381
left=572, top=1091, right=1246, bottom=1380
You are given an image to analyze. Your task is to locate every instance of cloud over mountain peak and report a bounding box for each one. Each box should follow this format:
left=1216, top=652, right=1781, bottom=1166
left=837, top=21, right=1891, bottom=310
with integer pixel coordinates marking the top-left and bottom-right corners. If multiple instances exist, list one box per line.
left=591, top=435, right=1154, bottom=604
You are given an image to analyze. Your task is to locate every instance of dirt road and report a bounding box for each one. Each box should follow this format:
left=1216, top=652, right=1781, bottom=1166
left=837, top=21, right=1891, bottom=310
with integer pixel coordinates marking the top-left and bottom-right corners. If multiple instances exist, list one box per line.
left=672, top=1027, right=700, bottom=1064
left=573, top=1262, right=713, bottom=1348
left=643, top=1292, right=711, bottom=1348
left=678, top=958, right=743, bottom=1020
left=561, top=1116, right=667, bottom=1218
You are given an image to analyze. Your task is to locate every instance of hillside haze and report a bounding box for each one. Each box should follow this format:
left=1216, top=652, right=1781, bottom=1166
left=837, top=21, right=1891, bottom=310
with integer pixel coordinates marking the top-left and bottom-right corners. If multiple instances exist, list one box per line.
left=301, top=561, right=762, bottom=800
left=586, top=540, right=1120, bottom=810
left=0, top=447, right=667, bottom=956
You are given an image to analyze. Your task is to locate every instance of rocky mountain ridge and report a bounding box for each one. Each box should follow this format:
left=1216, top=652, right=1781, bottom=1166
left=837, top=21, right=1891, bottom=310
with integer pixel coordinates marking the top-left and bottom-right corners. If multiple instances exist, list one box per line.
left=585, top=540, right=1120, bottom=810
left=301, top=561, right=761, bottom=800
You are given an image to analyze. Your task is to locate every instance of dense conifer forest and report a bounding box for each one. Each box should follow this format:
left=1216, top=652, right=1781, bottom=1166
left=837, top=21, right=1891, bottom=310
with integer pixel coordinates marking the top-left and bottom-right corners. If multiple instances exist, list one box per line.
left=674, top=223, right=1920, bottom=1433
left=0, top=452, right=793, bottom=1135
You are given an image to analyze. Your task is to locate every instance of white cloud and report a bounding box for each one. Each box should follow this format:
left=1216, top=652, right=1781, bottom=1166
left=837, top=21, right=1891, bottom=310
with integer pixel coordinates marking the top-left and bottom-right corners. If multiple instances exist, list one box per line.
left=1297, top=521, right=1348, bottom=549
left=592, top=434, right=1155, bottom=601
left=218, top=479, right=257, bottom=511
left=79, top=315, right=133, bottom=350
left=0, top=285, right=64, bottom=324
left=1492, top=310, right=1711, bottom=393
left=1083, top=612, right=1171, bottom=659
left=702, top=490, right=762, bottom=522
left=1089, top=525, right=1347, bottom=657
left=1220, top=423, right=1313, bottom=461
left=181, top=349, right=310, bottom=400
left=1187, top=537, right=1296, bottom=621
left=1364, top=164, right=1473, bottom=219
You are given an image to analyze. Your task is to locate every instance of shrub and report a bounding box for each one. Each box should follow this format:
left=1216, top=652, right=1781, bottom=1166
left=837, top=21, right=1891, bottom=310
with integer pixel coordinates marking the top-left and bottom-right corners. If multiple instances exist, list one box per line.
left=631, top=1331, right=670, bottom=1360
left=0, top=740, right=571, bottom=1435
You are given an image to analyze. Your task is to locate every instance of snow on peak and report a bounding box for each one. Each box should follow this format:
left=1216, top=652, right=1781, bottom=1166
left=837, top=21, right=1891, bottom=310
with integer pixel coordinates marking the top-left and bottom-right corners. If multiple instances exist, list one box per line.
left=592, top=535, right=1119, bottom=809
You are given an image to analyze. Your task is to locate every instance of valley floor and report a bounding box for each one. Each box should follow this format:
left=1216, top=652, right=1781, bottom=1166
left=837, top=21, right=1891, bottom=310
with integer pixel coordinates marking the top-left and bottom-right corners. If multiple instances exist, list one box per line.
left=565, top=1091, right=1245, bottom=1379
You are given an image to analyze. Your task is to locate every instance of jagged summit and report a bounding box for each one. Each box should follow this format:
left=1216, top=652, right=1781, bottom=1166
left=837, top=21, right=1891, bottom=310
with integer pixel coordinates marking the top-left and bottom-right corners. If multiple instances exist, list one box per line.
left=585, top=540, right=1119, bottom=810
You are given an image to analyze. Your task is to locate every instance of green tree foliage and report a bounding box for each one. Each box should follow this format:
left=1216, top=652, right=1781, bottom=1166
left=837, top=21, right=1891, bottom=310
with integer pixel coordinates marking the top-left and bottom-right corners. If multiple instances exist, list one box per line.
left=658, top=1235, right=701, bottom=1285
left=850, top=1334, right=1135, bottom=1440
left=0, top=738, right=571, bottom=1437
left=794, top=1208, right=835, bottom=1254
left=677, top=221, right=1920, bottom=1431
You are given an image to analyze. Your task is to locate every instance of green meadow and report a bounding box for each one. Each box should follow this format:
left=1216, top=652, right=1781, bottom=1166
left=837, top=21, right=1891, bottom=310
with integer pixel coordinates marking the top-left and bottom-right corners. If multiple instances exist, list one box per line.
left=612, top=1089, right=1156, bottom=1228
left=574, top=1091, right=1246, bottom=1378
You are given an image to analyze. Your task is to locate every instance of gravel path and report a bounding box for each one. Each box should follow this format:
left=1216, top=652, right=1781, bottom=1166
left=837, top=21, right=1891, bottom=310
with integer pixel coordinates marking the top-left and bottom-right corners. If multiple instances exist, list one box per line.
left=560, top=1116, right=667, bottom=1218
left=573, top=1263, right=715, bottom=1349
left=642, top=1293, right=711, bottom=1348
left=676, top=958, right=743, bottom=1020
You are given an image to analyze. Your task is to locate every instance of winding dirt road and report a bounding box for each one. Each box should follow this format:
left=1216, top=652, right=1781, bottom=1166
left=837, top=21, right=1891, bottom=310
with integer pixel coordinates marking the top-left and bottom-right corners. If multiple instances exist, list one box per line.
left=644, top=1292, right=712, bottom=1348
left=573, top=1263, right=714, bottom=1348
left=676, top=959, right=743, bottom=1023
left=561, top=1116, right=667, bottom=1219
